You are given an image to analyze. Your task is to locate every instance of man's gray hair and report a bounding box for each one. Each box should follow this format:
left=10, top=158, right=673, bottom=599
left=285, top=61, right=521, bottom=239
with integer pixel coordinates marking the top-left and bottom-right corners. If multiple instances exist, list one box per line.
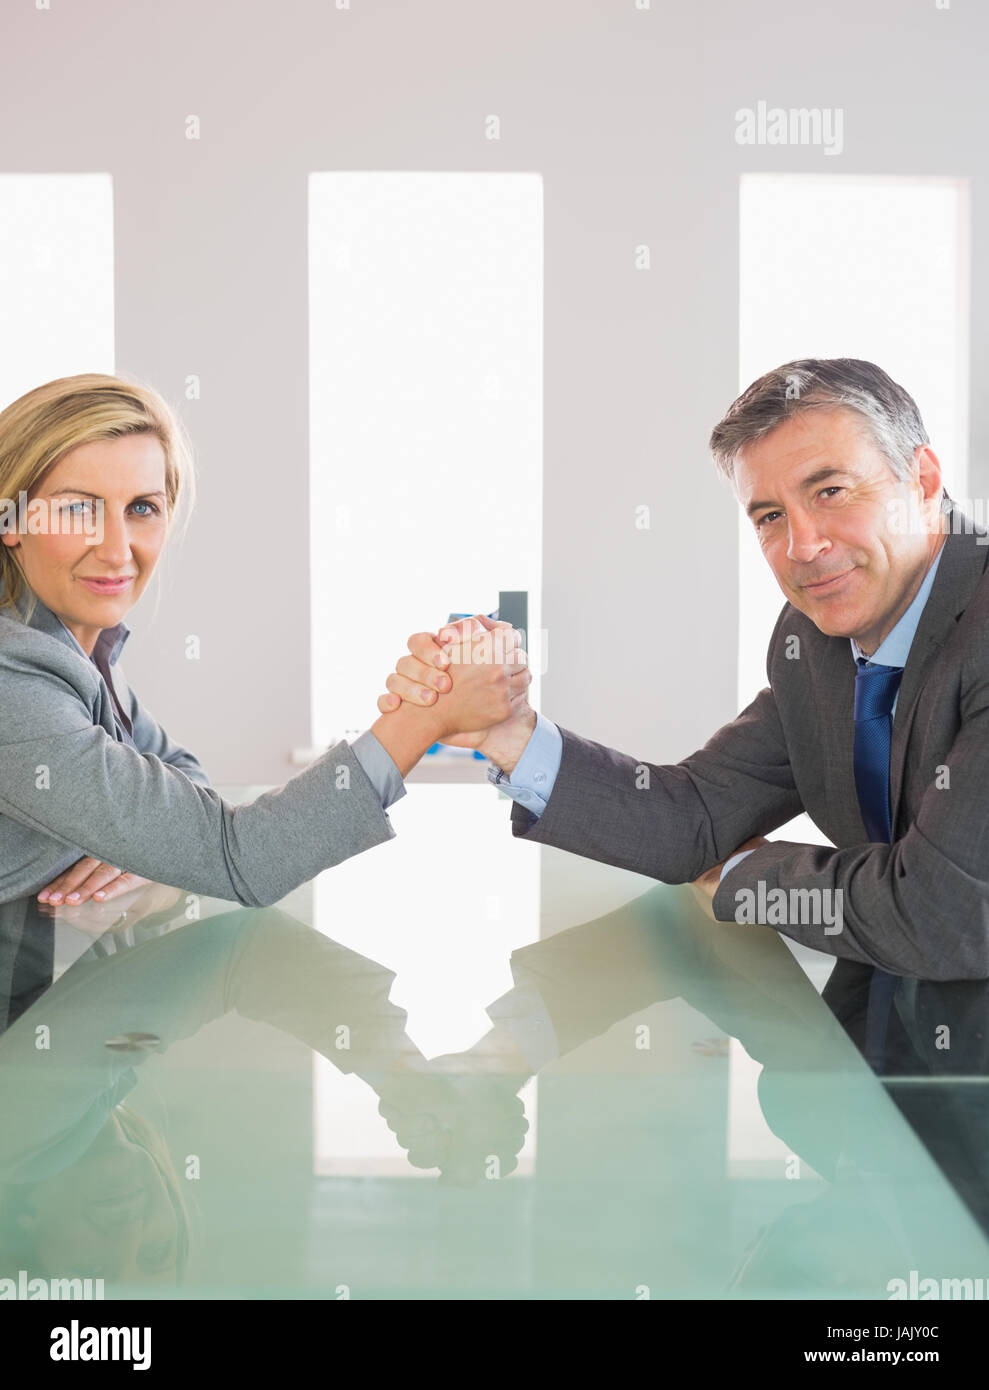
left=708, top=358, right=930, bottom=486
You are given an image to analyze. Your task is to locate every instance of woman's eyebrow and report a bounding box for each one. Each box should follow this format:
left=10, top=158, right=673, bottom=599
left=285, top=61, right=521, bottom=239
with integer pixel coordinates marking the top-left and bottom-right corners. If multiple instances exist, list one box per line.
left=44, top=487, right=167, bottom=501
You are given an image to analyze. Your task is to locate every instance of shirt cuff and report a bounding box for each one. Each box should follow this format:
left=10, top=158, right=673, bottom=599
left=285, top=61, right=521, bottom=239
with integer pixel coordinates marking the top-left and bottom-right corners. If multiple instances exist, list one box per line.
left=485, top=978, right=561, bottom=1072
left=350, top=731, right=407, bottom=811
left=485, top=712, right=562, bottom=819
left=720, top=847, right=756, bottom=882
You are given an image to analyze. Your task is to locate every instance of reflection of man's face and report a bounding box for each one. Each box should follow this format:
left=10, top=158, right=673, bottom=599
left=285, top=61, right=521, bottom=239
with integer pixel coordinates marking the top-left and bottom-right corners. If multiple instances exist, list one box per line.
left=734, top=408, right=945, bottom=657
left=26, top=1112, right=180, bottom=1286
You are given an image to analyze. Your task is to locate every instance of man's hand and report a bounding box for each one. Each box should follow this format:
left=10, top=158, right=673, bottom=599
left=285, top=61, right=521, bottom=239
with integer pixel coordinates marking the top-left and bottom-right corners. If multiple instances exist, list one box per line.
left=688, top=836, right=769, bottom=918
left=376, top=615, right=537, bottom=772
left=37, top=857, right=153, bottom=906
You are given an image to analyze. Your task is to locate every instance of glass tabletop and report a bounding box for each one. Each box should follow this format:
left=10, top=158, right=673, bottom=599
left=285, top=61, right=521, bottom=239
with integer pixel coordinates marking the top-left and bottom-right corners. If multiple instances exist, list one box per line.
left=2, top=785, right=988, bottom=1307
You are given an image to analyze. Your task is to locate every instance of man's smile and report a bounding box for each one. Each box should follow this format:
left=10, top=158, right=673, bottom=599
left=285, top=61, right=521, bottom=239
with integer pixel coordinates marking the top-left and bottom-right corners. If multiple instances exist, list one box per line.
left=800, top=567, right=857, bottom=596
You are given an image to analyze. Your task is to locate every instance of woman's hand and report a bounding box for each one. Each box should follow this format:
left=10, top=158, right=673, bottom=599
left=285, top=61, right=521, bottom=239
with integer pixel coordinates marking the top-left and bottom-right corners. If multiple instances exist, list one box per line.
left=37, top=857, right=153, bottom=906
left=35, top=878, right=184, bottom=933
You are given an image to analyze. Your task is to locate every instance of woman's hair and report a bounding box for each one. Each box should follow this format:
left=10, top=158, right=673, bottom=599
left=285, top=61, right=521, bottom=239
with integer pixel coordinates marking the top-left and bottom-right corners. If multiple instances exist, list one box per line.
left=0, top=373, right=197, bottom=614
left=114, top=1102, right=193, bottom=1280
left=0, top=1104, right=193, bottom=1287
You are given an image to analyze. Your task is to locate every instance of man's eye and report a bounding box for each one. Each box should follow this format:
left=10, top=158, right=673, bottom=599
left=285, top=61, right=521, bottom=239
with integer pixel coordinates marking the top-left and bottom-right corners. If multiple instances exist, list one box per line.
left=820, top=487, right=844, bottom=500
left=755, top=511, right=781, bottom=528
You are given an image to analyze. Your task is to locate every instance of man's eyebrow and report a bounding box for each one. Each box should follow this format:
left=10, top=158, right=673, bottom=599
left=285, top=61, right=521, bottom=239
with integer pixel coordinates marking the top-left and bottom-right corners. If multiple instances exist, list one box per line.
left=44, top=488, right=167, bottom=501
left=745, top=467, right=851, bottom=518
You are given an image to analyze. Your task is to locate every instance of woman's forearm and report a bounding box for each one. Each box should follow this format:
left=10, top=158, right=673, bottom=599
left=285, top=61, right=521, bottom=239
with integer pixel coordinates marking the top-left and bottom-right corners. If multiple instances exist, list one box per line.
left=370, top=704, right=444, bottom=779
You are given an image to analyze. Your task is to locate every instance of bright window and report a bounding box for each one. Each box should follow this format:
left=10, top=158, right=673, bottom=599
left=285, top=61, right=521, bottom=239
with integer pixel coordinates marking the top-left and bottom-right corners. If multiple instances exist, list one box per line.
left=737, top=174, right=969, bottom=853
left=0, top=173, right=114, bottom=409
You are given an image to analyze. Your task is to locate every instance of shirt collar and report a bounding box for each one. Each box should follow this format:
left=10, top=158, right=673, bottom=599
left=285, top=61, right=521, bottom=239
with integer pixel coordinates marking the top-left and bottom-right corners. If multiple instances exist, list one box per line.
left=849, top=542, right=946, bottom=669
left=0, top=577, right=130, bottom=667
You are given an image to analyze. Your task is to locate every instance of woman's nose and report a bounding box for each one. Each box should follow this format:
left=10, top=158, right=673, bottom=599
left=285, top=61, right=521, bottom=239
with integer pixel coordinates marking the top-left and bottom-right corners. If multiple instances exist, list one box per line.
left=90, top=511, right=134, bottom=565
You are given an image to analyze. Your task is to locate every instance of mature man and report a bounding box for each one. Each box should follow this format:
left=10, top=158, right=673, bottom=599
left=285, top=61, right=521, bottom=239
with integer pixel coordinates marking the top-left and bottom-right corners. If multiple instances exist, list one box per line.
left=379, top=358, right=989, bottom=1078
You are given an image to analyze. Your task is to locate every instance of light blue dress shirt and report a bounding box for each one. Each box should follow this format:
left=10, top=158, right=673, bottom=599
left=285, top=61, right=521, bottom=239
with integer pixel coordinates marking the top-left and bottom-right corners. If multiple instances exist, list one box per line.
left=350, top=730, right=407, bottom=811
left=485, top=712, right=563, bottom=812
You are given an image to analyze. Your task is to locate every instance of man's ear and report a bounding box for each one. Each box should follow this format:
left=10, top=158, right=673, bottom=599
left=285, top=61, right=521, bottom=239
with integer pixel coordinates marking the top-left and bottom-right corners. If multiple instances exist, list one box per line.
left=915, top=444, right=944, bottom=503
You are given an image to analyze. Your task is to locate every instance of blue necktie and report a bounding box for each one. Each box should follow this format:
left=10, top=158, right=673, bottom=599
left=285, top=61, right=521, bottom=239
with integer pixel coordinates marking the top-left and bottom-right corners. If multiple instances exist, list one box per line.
left=853, top=656, right=904, bottom=1070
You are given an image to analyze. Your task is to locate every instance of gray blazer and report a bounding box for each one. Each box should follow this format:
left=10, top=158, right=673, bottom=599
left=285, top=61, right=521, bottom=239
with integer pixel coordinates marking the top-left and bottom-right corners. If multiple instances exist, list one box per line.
left=509, top=501, right=989, bottom=1023
left=0, top=585, right=394, bottom=906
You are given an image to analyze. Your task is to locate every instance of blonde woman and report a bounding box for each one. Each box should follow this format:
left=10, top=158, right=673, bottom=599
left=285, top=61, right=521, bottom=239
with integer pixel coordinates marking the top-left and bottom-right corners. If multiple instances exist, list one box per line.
left=0, top=374, right=530, bottom=909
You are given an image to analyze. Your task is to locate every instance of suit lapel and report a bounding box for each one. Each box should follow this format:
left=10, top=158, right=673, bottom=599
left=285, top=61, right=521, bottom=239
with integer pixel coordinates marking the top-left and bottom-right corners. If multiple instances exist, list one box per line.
left=816, top=633, right=867, bottom=843
left=888, top=511, right=989, bottom=828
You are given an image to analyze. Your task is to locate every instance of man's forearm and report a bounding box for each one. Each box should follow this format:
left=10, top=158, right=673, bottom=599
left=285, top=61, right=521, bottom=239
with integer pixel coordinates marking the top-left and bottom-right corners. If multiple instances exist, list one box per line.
left=479, top=707, right=538, bottom=775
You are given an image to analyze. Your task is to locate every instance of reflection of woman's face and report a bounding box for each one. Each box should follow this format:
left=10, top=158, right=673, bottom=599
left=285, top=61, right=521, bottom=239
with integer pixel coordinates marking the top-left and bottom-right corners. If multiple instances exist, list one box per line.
left=25, top=1112, right=180, bottom=1285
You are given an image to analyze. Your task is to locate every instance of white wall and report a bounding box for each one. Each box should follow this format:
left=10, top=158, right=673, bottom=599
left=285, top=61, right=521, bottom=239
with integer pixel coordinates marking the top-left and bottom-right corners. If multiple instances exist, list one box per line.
left=2, top=0, right=986, bottom=782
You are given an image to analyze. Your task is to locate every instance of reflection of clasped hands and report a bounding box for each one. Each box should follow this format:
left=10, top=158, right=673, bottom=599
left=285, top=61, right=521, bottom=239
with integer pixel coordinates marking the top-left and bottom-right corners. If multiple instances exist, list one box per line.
left=376, top=1057, right=530, bottom=1186
left=381, top=1029, right=534, bottom=1186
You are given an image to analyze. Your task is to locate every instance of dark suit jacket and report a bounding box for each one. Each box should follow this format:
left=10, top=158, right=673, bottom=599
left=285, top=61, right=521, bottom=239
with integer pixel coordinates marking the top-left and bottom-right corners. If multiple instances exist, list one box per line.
left=510, top=501, right=989, bottom=1048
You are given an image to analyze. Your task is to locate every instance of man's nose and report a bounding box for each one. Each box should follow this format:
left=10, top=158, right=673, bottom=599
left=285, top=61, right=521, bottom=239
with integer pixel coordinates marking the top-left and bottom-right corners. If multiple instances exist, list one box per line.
left=786, top=510, right=830, bottom=564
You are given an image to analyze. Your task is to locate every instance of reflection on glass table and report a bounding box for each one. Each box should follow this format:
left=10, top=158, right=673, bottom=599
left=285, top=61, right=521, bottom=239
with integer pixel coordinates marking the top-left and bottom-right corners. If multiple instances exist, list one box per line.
left=1, top=786, right=987, bottom=1300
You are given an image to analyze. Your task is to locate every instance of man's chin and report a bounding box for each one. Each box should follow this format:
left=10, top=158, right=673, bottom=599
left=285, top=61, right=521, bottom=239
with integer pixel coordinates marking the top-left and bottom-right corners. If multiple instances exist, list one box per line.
left=789, top=596, right=861, bottom=639
left=809, top=616, right=858, bottom=639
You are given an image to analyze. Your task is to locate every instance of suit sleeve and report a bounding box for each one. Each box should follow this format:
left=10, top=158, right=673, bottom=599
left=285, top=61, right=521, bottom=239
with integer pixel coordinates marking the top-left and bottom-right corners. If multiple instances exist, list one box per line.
left=0, top=637, right=396, bottom=908
left=120, top=666, right=211, bottom=787
left=713, top=668, right=989, bottom=980
left=508, top=682, right=804, bottom=883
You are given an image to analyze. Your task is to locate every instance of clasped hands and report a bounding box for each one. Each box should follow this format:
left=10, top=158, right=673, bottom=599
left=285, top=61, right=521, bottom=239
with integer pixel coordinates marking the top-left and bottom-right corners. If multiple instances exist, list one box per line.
left=374, top=614, right=537, bottom=771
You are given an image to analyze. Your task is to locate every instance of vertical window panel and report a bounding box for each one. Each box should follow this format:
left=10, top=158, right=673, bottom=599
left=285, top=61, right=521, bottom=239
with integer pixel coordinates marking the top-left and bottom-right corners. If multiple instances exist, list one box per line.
left=0, top=173, right=114, bottom=407
left=308, top=171, right=543, bottom=745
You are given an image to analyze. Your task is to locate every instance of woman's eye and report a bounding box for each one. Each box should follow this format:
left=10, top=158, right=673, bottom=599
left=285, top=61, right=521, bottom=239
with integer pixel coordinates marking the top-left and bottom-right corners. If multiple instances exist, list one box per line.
left=130, top=501, right=160, bottom=517
left=63, top=500, right=93, bottom=516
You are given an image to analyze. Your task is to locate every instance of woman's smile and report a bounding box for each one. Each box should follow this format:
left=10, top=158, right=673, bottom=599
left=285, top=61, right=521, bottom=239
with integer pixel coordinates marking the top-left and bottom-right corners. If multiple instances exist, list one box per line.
left=76, top=575, right=136, bottom=595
